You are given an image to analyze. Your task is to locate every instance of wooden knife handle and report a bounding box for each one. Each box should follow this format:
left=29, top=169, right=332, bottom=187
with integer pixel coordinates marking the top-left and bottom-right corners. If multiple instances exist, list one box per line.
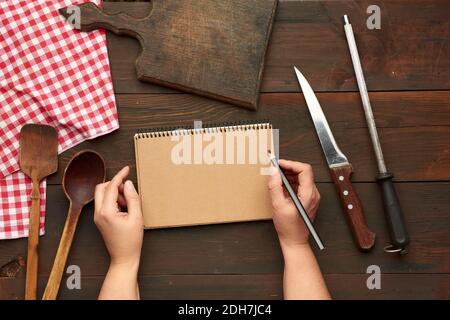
left=25, top=180, right=41, bottom=300
left=329, top=164, right=376, bottom=251
left=59, top=3, right=149, bottom=38
left=42, top=203, right=82, bottom=300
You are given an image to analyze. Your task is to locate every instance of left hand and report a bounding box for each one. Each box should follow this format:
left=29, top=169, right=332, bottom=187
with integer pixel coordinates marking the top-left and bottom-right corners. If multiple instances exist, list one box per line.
left=94, top=166, right=144, bottom=267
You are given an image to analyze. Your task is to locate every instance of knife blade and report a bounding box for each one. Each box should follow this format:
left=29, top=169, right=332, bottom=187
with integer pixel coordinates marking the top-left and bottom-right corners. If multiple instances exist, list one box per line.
left=294, top=66, right=376, bottom=251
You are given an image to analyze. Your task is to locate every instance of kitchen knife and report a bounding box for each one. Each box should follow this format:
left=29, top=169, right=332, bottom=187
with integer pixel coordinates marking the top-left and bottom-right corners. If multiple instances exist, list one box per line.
left=294, top=66, right=376, bottom=251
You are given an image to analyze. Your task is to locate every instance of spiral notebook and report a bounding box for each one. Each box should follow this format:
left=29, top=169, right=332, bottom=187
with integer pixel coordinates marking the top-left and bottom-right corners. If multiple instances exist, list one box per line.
left=134, top=122, right=274, bottom=228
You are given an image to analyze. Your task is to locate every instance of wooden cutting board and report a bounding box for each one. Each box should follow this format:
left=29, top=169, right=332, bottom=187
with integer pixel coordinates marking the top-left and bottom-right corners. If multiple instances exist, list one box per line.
left=60, top=0, right=278, bottom=110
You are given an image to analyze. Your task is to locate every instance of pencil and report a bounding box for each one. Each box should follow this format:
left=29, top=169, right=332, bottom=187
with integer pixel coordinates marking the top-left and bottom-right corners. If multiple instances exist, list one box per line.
left=269, top=155, right=325, bottom=250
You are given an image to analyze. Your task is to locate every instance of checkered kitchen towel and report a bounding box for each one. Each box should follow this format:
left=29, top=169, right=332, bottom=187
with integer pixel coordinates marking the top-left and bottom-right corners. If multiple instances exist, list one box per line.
left=0, top=0, right=119, bottom=239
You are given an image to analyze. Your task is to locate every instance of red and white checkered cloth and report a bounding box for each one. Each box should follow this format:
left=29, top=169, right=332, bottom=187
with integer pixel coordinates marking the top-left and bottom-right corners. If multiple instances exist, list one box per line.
left=0, top=0, right=119, bottom=239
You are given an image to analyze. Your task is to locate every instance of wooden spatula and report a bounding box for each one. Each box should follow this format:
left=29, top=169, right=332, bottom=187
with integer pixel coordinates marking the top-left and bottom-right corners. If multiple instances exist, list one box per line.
left=19, top=124, right=58, bottom=300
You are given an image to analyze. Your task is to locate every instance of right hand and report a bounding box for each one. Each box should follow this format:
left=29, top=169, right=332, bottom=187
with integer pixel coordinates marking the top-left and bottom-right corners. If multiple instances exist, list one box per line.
left=268, top=160, right=321, bottom=249
left=94, top=166, right=144, bottom=267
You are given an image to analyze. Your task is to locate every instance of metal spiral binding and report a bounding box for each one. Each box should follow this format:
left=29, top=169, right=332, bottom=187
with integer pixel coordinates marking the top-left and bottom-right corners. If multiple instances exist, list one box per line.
left=134, top=120, right=272, bottom=140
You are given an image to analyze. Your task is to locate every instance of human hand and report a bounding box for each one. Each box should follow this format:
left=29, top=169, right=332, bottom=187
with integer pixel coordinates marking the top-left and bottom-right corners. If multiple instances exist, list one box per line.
left=94, top=166, right=144, bottom=268
left=268, top=160, right=321, bottom=250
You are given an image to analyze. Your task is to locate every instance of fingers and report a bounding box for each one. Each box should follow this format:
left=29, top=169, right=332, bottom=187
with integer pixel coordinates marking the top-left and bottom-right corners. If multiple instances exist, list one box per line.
left=123, top=180, right=142, bottom=218
left=306, top=186, right=321, bottom=220
left=313, top=186, right=321, bottom=210
left=105, top=166, right=129, bottom=196
left=276, top=160, right=321, bottom=219
left=278, top=159, right=310, bottom=173
left=279, top=160, right=315, bottom=197
left=94, top=168, right=142, bottom=237
left=268, top=170, right=287, bottom=210
left=103, top=166, right=130, bottom=212
left=95, top=182, right=126, bottom=211
left=94, top=181, right=108, bottom=211
left=117, top=193, right=127, bottom=208
left=117, top=183, right=127, bottom=208
left=279, top=160, right=314, bottom=183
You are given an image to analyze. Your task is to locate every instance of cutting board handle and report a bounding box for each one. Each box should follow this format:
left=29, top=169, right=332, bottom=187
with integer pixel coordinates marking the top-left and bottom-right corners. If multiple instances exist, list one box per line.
left=59, top=2, right=150, bottom=40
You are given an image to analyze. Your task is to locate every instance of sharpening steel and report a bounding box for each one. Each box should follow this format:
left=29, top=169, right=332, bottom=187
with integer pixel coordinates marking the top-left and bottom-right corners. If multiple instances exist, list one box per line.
left=343, top=15, right=409, bottom=254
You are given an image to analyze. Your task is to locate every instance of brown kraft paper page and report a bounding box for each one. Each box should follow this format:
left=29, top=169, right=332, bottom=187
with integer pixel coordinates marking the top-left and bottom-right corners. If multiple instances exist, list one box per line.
left=134, top=124, right=274, bottom=228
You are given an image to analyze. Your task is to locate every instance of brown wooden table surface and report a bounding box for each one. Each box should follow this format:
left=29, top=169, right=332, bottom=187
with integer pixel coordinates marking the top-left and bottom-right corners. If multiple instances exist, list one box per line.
left=1, top=0, right=449, bottom=300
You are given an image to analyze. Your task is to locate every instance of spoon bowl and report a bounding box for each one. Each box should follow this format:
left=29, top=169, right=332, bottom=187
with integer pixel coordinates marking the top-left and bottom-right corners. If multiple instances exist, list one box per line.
left=63, top=150, right=105, bottom=205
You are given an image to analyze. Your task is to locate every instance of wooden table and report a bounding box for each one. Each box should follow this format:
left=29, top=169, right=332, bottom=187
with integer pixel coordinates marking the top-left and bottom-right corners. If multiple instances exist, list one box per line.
left=1, top=0, right=449, bottom=299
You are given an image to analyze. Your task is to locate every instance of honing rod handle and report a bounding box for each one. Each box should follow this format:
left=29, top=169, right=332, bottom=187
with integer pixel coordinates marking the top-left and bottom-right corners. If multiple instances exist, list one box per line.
left=376, top=172, right=409, bottom=254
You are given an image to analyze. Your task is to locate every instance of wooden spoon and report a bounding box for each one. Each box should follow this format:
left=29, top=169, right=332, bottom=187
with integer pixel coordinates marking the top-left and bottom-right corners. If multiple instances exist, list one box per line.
left=19, top=124, right=58, bottom=300
left=42, top=150, right=105, bottom=300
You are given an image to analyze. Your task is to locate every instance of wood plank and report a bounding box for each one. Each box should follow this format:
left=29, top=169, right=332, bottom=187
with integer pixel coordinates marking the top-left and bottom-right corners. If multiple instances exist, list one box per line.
left=1, top=183, right=449, bottom=276
left=46, top=91, right=450, bottom=184
left=103, top=1, right=450, bottom=94
left=1, top=274, right=448, bottom=300
left=2, top=0, right=448, bottom=302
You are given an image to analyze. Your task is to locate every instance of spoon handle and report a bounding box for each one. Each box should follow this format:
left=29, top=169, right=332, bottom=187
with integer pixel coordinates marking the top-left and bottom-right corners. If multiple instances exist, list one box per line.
left=25, top=179, right=41, bottom=300
left=42, top=203, right=82, bottom=300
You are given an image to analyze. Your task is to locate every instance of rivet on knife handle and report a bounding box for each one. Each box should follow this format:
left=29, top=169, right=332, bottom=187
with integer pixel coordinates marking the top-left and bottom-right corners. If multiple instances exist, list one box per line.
left=330, top=164, right=375, bottom=251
